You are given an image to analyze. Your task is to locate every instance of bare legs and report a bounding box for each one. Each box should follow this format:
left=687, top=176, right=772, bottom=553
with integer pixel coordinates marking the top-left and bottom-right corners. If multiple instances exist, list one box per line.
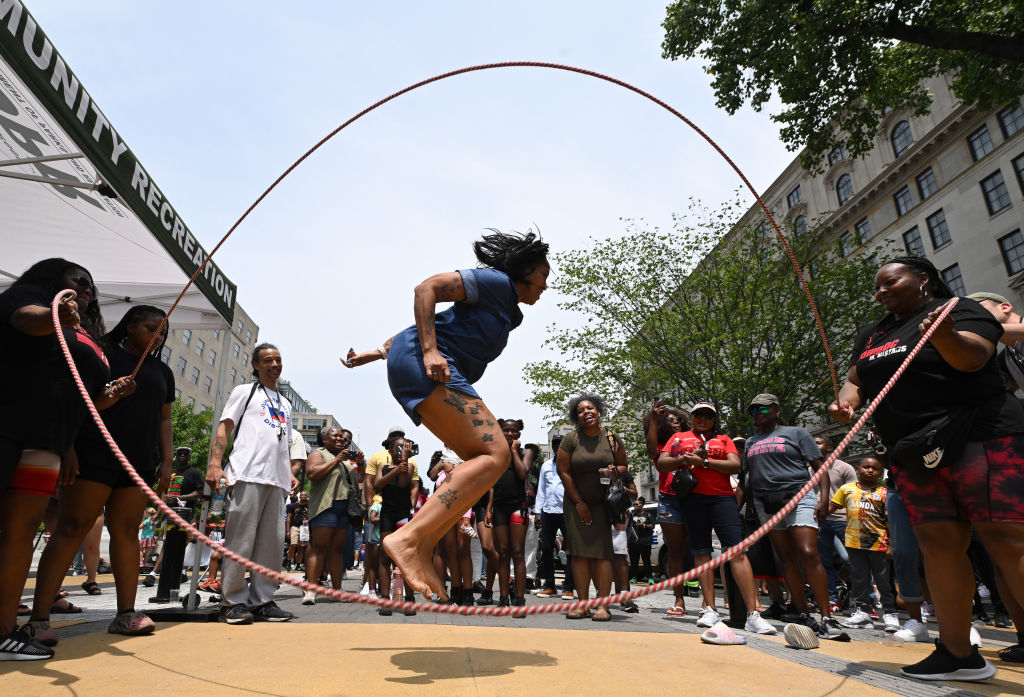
left=0, top=492, right=50, bottom=635
left=571, top=556, right=612, bottom=601
left=694, top=551, right=760, bottom=614
left=768, top=526, right=834, bottom=618
left=660, top=522, right=689, bottom=610
left=381, top=386, right=510, bottom=599
left=475, top=517, right=498, bottom=594
left=493, top=521, right=528, bottom=598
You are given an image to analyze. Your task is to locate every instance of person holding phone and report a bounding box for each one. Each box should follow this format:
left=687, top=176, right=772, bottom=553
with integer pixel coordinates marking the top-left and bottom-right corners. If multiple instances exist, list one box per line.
left=375, top=436, right=416, bottom=616
left=344, top=230, right=549, bottom=600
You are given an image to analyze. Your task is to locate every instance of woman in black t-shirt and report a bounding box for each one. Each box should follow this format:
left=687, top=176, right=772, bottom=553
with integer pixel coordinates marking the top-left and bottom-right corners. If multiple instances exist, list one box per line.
left=488, top=419, right=535, bottom=608
left=829, top=257, right=1024, bottom=681
left=31, top=306, right=175, bottom=639
left=374, top=437, right=416, bottom=615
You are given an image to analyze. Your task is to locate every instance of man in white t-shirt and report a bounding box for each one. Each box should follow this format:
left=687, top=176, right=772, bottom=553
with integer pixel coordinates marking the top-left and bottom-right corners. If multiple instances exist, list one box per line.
left=207, top=343, right=299, bottom=625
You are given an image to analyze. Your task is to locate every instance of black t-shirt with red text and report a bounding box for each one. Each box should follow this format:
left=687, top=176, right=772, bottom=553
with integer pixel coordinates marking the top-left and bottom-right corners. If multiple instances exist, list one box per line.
left=851, top=297, right=1024, bottom=446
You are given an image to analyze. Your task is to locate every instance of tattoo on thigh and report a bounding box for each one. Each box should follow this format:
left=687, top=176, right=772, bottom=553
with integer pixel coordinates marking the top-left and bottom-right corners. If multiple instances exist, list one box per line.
left=444, top=390, right=468, bottom=413
left=482, top=433, right=494, bottom=442
left=469, top=406, right=480, bottom=415
left=438, top=489, right=457, bottom=509
left=472, top=419, right=484, bottom=427
left=485, top=419, right=495, bottom=427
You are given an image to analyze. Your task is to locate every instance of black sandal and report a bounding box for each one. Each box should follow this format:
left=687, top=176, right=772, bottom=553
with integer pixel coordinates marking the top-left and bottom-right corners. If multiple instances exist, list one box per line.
left=998, top=644, right=1024, bottom=663
left=51, top=597, right=84, bottom=613
left=81, top=581, right=102, bottom=595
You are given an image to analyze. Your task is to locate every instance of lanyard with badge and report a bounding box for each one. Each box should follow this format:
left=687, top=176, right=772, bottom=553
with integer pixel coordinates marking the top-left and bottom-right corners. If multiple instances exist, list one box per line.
left=262, top=385, right=286, bottom=440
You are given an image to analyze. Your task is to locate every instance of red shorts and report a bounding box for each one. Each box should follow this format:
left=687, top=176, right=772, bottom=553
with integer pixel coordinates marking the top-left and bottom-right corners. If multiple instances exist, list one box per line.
left=893, top=434, right=1024, bottom=526
left=7, top=449, right=61, bottom=497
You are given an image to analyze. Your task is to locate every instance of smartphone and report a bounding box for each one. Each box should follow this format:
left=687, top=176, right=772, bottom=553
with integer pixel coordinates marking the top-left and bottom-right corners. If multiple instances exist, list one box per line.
left=395, top=443, right=404, bottom=459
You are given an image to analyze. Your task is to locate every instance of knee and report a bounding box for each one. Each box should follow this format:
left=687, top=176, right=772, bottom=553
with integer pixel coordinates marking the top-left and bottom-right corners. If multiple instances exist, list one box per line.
left=511, top=549, right=525, bottom=564
left=58, top=514, right=96, bottom=539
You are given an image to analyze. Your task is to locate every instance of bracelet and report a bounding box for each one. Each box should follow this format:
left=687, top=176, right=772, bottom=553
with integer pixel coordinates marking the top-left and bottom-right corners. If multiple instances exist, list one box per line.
left=574, top=500, right=584, bottom=506
left=377, top=346, right=388, bottom=359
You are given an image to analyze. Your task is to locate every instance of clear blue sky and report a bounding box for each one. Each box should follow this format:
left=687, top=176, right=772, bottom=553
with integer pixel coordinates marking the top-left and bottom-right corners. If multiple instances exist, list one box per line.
left=31, top=1, right=791, bottom=479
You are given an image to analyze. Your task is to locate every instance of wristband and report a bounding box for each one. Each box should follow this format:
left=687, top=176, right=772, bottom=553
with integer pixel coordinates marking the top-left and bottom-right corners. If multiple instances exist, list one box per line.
left=377, top=346, right=388, bottom=359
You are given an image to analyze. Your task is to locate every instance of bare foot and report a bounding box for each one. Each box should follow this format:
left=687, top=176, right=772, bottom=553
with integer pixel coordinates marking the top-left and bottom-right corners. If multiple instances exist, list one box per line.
left=382, top=531, right=447, bottom=601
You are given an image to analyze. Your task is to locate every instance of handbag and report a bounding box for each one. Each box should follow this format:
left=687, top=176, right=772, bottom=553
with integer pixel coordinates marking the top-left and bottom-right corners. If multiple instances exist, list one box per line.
left=758, top=485, right=802, bottom=515
left=670, top=468, right=698, bottom=499
left=603, top=431, right=630, bottom=524
left=892, top=407, right=978, bottom=472
left=343, top=463, right=365, bottom=521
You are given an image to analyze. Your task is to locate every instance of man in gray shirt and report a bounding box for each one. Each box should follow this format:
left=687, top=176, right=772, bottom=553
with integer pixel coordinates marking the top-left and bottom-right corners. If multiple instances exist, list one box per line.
left=814, top=435, right=857, bottom=611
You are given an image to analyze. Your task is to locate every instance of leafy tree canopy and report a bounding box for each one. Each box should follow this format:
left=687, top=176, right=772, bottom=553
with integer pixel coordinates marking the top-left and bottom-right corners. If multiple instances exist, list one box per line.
left=171, top=399, right=215, bottom=473
left=662, top=0, right=1024, bottom=169
left=524, top=198, right=888, bottom=465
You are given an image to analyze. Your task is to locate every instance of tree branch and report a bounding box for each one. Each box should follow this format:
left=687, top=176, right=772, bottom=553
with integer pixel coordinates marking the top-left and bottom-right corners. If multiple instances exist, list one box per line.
left=873, top=18, right=1024, bottom=63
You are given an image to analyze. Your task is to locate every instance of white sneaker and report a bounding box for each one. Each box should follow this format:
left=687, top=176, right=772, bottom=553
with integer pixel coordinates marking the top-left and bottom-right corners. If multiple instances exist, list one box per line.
left=696, top=607, right=722, bottom=628
left=893, top=618, right=929, bottom=643
left=744, top=610, right=777, bottom=635
left=840, top=609, right=873, bottom=628
left=358, top=583, right=370, bottom=597
left=882, top=613, right=900, bottom=632
left=921, top=602, right=934, bottom=620
left=302, top=590, right=316, bottom=605
left=368, top=590, right=378, bottom=599
left=969, top=625, right=982, bottom=648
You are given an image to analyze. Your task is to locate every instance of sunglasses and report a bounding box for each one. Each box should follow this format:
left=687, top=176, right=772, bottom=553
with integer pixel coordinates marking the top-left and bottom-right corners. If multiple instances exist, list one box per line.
left=692, top=411, right=716, bottom=419
left=748, top=405, right=775, bottom=415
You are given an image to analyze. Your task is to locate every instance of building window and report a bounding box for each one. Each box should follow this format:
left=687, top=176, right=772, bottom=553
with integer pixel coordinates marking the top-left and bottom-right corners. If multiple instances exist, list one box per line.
left=786, top=185, right=802, bottom=209
left=203, top=376, right=213, bottom=393
left=208, top=349, right=216, bottom=365
left=176, top=357, right=186, bottom=376
left=902, top=227, right=925, bottom=256
left=202, top=404, right=212, bottom=412
left=867, top=254, right=879, bottom=268
left=232, top=342, right=240, bottom=359
left=241, top=352, right=248, bottom=366
left=190, top=367, right=200, bottom=385
left=839, top=231, right=856, bottom=256
left=969, top=124, right=994, bottom=161
left=828, top=144, right=848, bottom=166
left=237, top=320, right=244, bottom=334
left=926, top=209, right=951, bottom=248
left=245, top=329, right=253, bottom=345
left=187, top=397, right=195, bottom=409
left=214, top=329, right=221, bottom=340
left=891, top=120, right=913, bottom=157
left=916, top=168, right=937, bottom=200
left=1000, top=230, right=1024, bottom=275
left=941, top=264, right=966, bottom=296
left=160, top=345, right=172, bottom=364
left=793, top=215, right=807, bottom=238
left=229, top=367, right=237, bottom=384
left=806, top=258, right=819, bottom=280
left=195, top=338, right=205, bottom=356
left=181, top=328, right=191, bottom=346
left=981, top=171, right=1012, bottom=214
left=1013, top=153, right=1024, bottom=195
left=836, top=174, right=853, bottom=205
left=998, top=103, right=1024, bottom=139
left=893, top=185, right=913, bottom=216
left=854, top=217, right=871, bottom=242
left=174, top=388, right=181, bottom=399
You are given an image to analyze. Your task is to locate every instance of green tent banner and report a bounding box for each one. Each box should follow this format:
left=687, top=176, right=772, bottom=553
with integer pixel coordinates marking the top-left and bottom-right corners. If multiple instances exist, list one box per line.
left=0, top=0, right=236, bottom=319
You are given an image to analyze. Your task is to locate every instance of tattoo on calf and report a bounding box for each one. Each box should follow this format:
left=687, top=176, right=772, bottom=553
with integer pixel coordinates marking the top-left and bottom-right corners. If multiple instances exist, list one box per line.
left=444, top=390, right=468, bottom=413
left=438, top=489, right=457, bottom=509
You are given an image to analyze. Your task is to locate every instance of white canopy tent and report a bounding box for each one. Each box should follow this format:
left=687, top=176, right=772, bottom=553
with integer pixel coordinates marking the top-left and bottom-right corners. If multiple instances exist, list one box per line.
left=0, top=1, right=236, bottom=329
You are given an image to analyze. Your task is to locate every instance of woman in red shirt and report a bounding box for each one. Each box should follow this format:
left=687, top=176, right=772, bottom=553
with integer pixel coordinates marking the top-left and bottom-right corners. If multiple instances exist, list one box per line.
left=658, top=402, right=776, bottom=635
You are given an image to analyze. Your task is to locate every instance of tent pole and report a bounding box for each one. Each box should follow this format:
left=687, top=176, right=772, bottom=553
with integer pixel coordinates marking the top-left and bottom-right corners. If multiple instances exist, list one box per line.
left=0, top=152, right=85, bottom=167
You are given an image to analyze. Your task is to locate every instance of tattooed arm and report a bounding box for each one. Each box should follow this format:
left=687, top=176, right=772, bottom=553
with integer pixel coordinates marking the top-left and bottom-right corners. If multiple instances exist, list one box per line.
left=414, top=271, right=467, bottom=382
left=206, top=418, right=233, bottom=494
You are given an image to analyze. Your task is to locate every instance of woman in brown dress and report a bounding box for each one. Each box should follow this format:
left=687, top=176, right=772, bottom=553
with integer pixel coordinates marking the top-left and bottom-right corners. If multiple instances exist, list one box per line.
left=556, top=393, right=627, bottom=621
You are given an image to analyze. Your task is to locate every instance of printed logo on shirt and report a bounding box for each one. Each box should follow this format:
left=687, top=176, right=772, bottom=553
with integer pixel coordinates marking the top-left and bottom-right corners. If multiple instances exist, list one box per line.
left=858, top=338, right=907, bottom=361
left=260, top=398, right=288, bottom=430
left=747, top=436, right=788, bottom=456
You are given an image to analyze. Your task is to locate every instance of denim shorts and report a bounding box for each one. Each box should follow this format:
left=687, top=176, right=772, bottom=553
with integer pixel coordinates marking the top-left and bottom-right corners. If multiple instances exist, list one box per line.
left=657, top=492, right=685, bottom=525
left=753, top=490, right=818, bottom=531
left=308, top=499, right=351, bottom=530
left=682, top=493, right=744, bottom=555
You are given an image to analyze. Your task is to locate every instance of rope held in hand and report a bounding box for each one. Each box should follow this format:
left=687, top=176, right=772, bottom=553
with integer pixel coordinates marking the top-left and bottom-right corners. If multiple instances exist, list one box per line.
left=52, top=289, right=958, bottom=616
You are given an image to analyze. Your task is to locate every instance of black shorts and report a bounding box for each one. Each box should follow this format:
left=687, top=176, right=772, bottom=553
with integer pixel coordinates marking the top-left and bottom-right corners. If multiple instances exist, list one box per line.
left=379, top=510, right=409, bottom=535
left=491, top=502, right=527, bottom=527
left=77, top=459, right=156, bottom=490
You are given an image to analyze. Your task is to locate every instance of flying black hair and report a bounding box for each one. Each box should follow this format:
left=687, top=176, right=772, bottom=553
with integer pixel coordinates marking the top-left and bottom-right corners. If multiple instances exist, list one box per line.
left=883, top=256, right=954, bottom=299
left=102, top=305, right=168, bottom=358
left=473, top=229, right=549, bottom=283
left=14, top=257, right=105, bottom=339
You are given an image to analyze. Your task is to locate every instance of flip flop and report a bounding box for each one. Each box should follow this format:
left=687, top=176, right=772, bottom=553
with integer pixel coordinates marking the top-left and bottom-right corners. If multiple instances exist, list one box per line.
left=665, top=606, right=685, bottom=617
left=51, top=597, right=83, bottom=614
left=565, top=608, right=591, bottom=620
left=700, top=622, right=747, bottom=645
left=81, top=581, right=102, bottom=595
left=591, top=608, right=612, bottom=622
left=57, top=589, right=69, bottom=598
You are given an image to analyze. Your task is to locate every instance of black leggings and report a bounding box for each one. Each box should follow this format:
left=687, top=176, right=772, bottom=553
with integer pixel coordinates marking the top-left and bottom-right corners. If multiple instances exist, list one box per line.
left=628, top=542, right=652, bottom=580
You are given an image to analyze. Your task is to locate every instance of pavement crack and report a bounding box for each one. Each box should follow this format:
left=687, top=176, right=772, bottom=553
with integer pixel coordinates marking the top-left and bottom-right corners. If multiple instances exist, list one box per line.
left=465, top=646, right=480, bottom=696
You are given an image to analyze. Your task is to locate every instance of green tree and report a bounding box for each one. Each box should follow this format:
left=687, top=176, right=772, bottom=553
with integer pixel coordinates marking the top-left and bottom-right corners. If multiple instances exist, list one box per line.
left=171, top=399, right=215, bottom=474
left=523, top=199, right=887, bottom=463
left=662, top=0, right=1024, bottom=169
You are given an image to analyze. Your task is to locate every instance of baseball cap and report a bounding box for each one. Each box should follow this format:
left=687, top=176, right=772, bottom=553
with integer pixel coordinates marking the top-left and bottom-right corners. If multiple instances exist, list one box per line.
left=748, top=393, right=779, bottom=409
left=966, top=291, right=1009, bottom=305
left=174, top=446, right=192, bottom=455
left=382, top=425, right=406, bottom=447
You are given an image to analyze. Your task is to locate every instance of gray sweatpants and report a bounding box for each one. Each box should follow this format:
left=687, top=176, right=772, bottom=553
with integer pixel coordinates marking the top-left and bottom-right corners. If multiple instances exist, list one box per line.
left=221, top=480, right=287, bottom=608
left=847, top=547, right=897, bottom=614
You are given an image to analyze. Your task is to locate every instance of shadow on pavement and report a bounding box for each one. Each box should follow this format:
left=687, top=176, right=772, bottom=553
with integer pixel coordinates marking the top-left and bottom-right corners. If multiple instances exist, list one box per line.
left=353, top=646, right=558, bottom=685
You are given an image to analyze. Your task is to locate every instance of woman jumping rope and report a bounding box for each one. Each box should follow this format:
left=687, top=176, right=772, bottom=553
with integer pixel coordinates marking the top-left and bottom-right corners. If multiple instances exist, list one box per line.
left=345, top=230, right=549, bottom=601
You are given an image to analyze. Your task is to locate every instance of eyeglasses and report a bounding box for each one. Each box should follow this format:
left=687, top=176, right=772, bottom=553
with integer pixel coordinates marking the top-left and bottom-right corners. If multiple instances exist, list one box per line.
left=748, top=405, right=775, bottom=415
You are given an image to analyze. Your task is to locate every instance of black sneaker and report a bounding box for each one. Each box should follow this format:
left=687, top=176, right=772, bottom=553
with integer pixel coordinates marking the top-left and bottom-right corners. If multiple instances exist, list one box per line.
left=498, top=595, right=511, bottom=608
left=218, top=604, right=254, bottom=625
left=900, top=640, right=996, bottom=681
left=780, top=603, right=804, bottom=623
left=0, top=629, right=54, bottom=661
left=817, top=616, right=850, bottom=641
left=762, top=602, right=787, bottom=620
left=993, top=610, right=1012, bottom=628
left=251, top=601, right=294, bottom=622
left=511, top=596, right=526, bottom=607
left=142, top=574, right=156, bottom=587
left=793, top=613, right=821, bottom=634
left=476, top=590, right=493, bottom=606
left=147, top=595, right=170, bottom=603
left=472, top=580, right=486, bottom=595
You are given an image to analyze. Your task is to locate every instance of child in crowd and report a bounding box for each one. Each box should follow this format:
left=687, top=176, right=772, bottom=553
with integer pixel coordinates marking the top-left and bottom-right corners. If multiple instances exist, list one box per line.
left=829, top=457, right=899, bottom=632
left=138, top=508, right=158, bottom=567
